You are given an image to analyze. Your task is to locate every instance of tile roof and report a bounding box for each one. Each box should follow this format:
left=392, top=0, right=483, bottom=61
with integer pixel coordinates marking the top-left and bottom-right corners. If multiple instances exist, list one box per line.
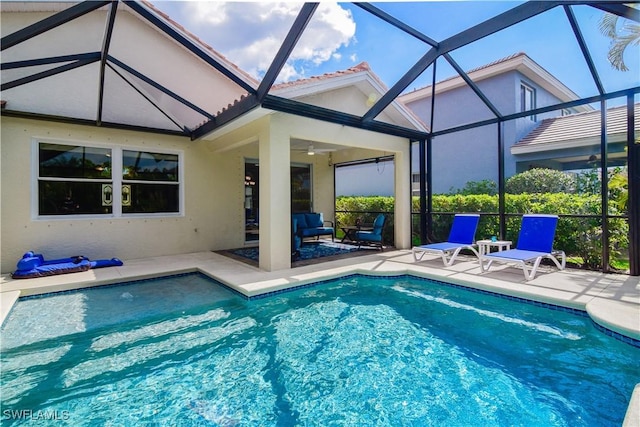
left=271, top=61, right=386, bottom=92
left=514, top=103, right=640, bottom=149
left=401, top=52, right=529, bottom=98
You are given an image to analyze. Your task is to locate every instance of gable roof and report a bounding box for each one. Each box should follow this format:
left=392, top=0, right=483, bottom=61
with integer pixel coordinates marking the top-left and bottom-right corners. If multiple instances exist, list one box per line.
left=399, top=52, right=592, bottom=113
left=512, top=103, right=640, bottom=155
left=202, top=61, right=429, bottom=140
left=272, top=62, right=386, bottom=96
left=270, top=61, right=428, bottom=133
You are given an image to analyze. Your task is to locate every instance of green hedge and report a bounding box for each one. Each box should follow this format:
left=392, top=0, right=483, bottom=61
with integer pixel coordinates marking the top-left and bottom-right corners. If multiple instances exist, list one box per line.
left=336, top=194, right=628, bottom=269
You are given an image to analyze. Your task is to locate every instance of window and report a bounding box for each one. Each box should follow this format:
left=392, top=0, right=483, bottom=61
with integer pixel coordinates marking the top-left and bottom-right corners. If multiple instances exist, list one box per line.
left=122, top=150, right=179, bottom=214
left=38, top=143, right=113, bottom=215
left=36, top=141, right=181, bottom=217
left=520, top=83, right=536, bottom=121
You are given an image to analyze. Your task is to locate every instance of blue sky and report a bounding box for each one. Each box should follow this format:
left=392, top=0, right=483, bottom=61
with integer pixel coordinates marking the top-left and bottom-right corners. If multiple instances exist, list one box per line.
left=150, top=1, right=638, bottom=102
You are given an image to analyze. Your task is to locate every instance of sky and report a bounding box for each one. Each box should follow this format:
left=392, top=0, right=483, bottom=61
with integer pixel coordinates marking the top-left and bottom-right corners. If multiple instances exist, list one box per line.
left=149, top=1, right=639, bottom=102
left=147, top=1, right=638, bottom=197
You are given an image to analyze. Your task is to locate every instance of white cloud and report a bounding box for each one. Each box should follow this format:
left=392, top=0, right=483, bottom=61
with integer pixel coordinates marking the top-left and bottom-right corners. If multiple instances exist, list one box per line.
left=186, top=2, right=228, bottom=26
left=177, top=2, right=356, bottom=81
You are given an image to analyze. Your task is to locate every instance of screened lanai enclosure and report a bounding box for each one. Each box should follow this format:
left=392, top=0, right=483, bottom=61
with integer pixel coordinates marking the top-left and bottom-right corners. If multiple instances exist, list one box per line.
left=1, top=1, right=638, bottom=275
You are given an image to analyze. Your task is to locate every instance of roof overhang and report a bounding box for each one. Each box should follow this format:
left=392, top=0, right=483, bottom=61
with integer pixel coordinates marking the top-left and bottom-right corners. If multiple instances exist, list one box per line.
left=271, top=66, right=428, bottom=134
left=511, top=132, right=629, bottom=155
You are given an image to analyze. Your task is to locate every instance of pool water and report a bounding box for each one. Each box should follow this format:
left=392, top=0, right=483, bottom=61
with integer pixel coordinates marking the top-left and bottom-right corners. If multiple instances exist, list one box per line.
left=1, top=274, right=638, bottom=426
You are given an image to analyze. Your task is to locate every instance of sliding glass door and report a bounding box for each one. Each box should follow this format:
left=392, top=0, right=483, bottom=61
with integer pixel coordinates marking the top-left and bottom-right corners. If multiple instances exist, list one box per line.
left=244, top=160, right=312, bottom=242
left=291, top=164, right=312, bottom=213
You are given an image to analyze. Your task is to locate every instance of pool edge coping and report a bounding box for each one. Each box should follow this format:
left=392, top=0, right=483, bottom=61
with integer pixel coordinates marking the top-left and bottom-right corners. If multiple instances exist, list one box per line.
left=3, top=262, right=638, bottom=346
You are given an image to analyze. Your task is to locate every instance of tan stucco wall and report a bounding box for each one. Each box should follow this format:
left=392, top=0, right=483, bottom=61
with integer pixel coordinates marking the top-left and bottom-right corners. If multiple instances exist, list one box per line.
left=1, top=111, right=413, bottom=273
left=0, top=117, right=248, bottom=273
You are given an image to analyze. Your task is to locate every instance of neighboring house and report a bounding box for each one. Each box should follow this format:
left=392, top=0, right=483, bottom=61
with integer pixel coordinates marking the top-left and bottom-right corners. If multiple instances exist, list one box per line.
left=0, top=3, right=423, bottom=273
left=512, top=103, right=640, bottom=172
left=399, top=52, right=593, bottom=194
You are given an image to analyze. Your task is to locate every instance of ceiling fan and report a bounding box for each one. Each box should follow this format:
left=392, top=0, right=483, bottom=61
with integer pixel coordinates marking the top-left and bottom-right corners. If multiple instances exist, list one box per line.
left=293, top=143, right=337, bottom=156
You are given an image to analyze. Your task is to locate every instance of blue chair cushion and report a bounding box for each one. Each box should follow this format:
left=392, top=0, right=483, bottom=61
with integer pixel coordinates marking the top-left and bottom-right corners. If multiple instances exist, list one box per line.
left=305, top=213, right=324, bottom=228
left=356, top=231, right=382, bottom=242
left=301, top=227, right=333, bottom=237
left=447, top=214, right=480, bottom=244
left=293, top=213, right=308, bottom=229
left=516, top=215, right=558, bottom=253
left=371, top=214, right=385, bottom=233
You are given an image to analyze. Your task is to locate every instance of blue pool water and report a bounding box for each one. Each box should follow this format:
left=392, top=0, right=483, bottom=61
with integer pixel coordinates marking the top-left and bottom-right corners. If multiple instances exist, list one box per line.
left=1, top=273, right=638, bottom=426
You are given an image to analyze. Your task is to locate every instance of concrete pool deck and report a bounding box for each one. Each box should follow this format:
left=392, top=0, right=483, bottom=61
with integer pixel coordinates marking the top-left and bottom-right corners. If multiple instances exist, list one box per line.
left=1, top=248, right=639, bottom=424
left=2, top=249, right=638, bottom=340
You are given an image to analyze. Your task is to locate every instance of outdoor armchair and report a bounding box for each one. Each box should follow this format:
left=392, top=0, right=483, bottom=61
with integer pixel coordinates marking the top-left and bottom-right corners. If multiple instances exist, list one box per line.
left=356, top=214, right=386, bottom=251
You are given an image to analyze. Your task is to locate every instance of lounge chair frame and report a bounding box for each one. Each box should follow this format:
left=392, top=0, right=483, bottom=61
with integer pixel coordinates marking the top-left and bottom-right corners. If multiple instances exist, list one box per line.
left=479, top=249, right=566, bottom=281
left=412, top=214, right=480, bottom=266
left=479, top=214, right=566, bottom=281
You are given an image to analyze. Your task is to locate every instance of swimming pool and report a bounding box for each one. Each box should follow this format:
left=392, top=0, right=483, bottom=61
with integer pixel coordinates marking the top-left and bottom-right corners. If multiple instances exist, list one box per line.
left=1, top=273, right=638, bottom=426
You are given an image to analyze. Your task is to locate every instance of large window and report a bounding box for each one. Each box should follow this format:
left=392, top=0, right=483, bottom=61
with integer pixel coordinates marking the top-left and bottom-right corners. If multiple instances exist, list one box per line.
left=38, top=143, right=113, bottom=215
left=36, top=141, right=181, bottom=217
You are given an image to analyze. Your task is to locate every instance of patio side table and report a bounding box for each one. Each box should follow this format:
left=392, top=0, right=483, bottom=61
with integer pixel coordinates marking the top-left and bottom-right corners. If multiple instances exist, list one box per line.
left=477, top=239, right=512, bottom=256
left=340, top=225, right=372, bottom=243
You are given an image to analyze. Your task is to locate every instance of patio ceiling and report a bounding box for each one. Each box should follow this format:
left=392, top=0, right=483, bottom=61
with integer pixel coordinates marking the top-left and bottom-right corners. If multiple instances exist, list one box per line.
left=1, top=1, right=639, bottom=142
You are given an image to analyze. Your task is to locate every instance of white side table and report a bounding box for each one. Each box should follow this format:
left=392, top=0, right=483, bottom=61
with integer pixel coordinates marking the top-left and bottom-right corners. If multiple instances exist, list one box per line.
left=477, top=239, right=512, bottom=256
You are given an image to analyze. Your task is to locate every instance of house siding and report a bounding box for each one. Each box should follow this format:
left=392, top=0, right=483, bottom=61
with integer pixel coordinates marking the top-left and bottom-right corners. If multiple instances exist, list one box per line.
left=405, top=70, right=568, bottom=193
left=0, top=117, right=248, bottom=273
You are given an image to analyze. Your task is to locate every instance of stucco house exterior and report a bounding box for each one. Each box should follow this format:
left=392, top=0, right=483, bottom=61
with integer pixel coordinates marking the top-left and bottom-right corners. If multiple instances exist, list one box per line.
left=0, top=2, right=424, bottom=273
left=399, top=52, right=594, bottom=194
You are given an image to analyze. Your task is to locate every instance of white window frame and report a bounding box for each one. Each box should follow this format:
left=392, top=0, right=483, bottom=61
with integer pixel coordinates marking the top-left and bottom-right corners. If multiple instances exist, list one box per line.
left=32, top=138, right=184, bottom=220
left=520, top=82, right=536, bottom=121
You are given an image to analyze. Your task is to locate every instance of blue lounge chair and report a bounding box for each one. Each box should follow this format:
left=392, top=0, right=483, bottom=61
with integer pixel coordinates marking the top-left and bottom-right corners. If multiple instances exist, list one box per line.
left=479, top=214, right=566, bottom=281
left=356, top=214, right=386, bottom=250
left=412, top=214, right=480, bottom=266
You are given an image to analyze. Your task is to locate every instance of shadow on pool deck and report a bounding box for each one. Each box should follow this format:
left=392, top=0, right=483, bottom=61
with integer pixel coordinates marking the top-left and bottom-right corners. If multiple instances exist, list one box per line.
left=217, top=238, right=386, bottom=268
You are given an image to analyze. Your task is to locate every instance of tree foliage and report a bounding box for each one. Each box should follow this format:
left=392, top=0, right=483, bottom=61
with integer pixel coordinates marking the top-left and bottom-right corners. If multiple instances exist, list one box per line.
left=505, top=168, right=574, bottom=194
left=451, top=179, right=497, bottom=196
left=336, top=191, right=629, bottom=270
left=599, top=8, right=640, bottom=72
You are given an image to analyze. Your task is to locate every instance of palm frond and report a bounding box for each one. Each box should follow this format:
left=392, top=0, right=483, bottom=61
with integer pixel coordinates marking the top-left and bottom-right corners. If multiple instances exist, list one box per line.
left=599, top=13, right=619, bottom=38
left=600, top=12, right=640, bottom=71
